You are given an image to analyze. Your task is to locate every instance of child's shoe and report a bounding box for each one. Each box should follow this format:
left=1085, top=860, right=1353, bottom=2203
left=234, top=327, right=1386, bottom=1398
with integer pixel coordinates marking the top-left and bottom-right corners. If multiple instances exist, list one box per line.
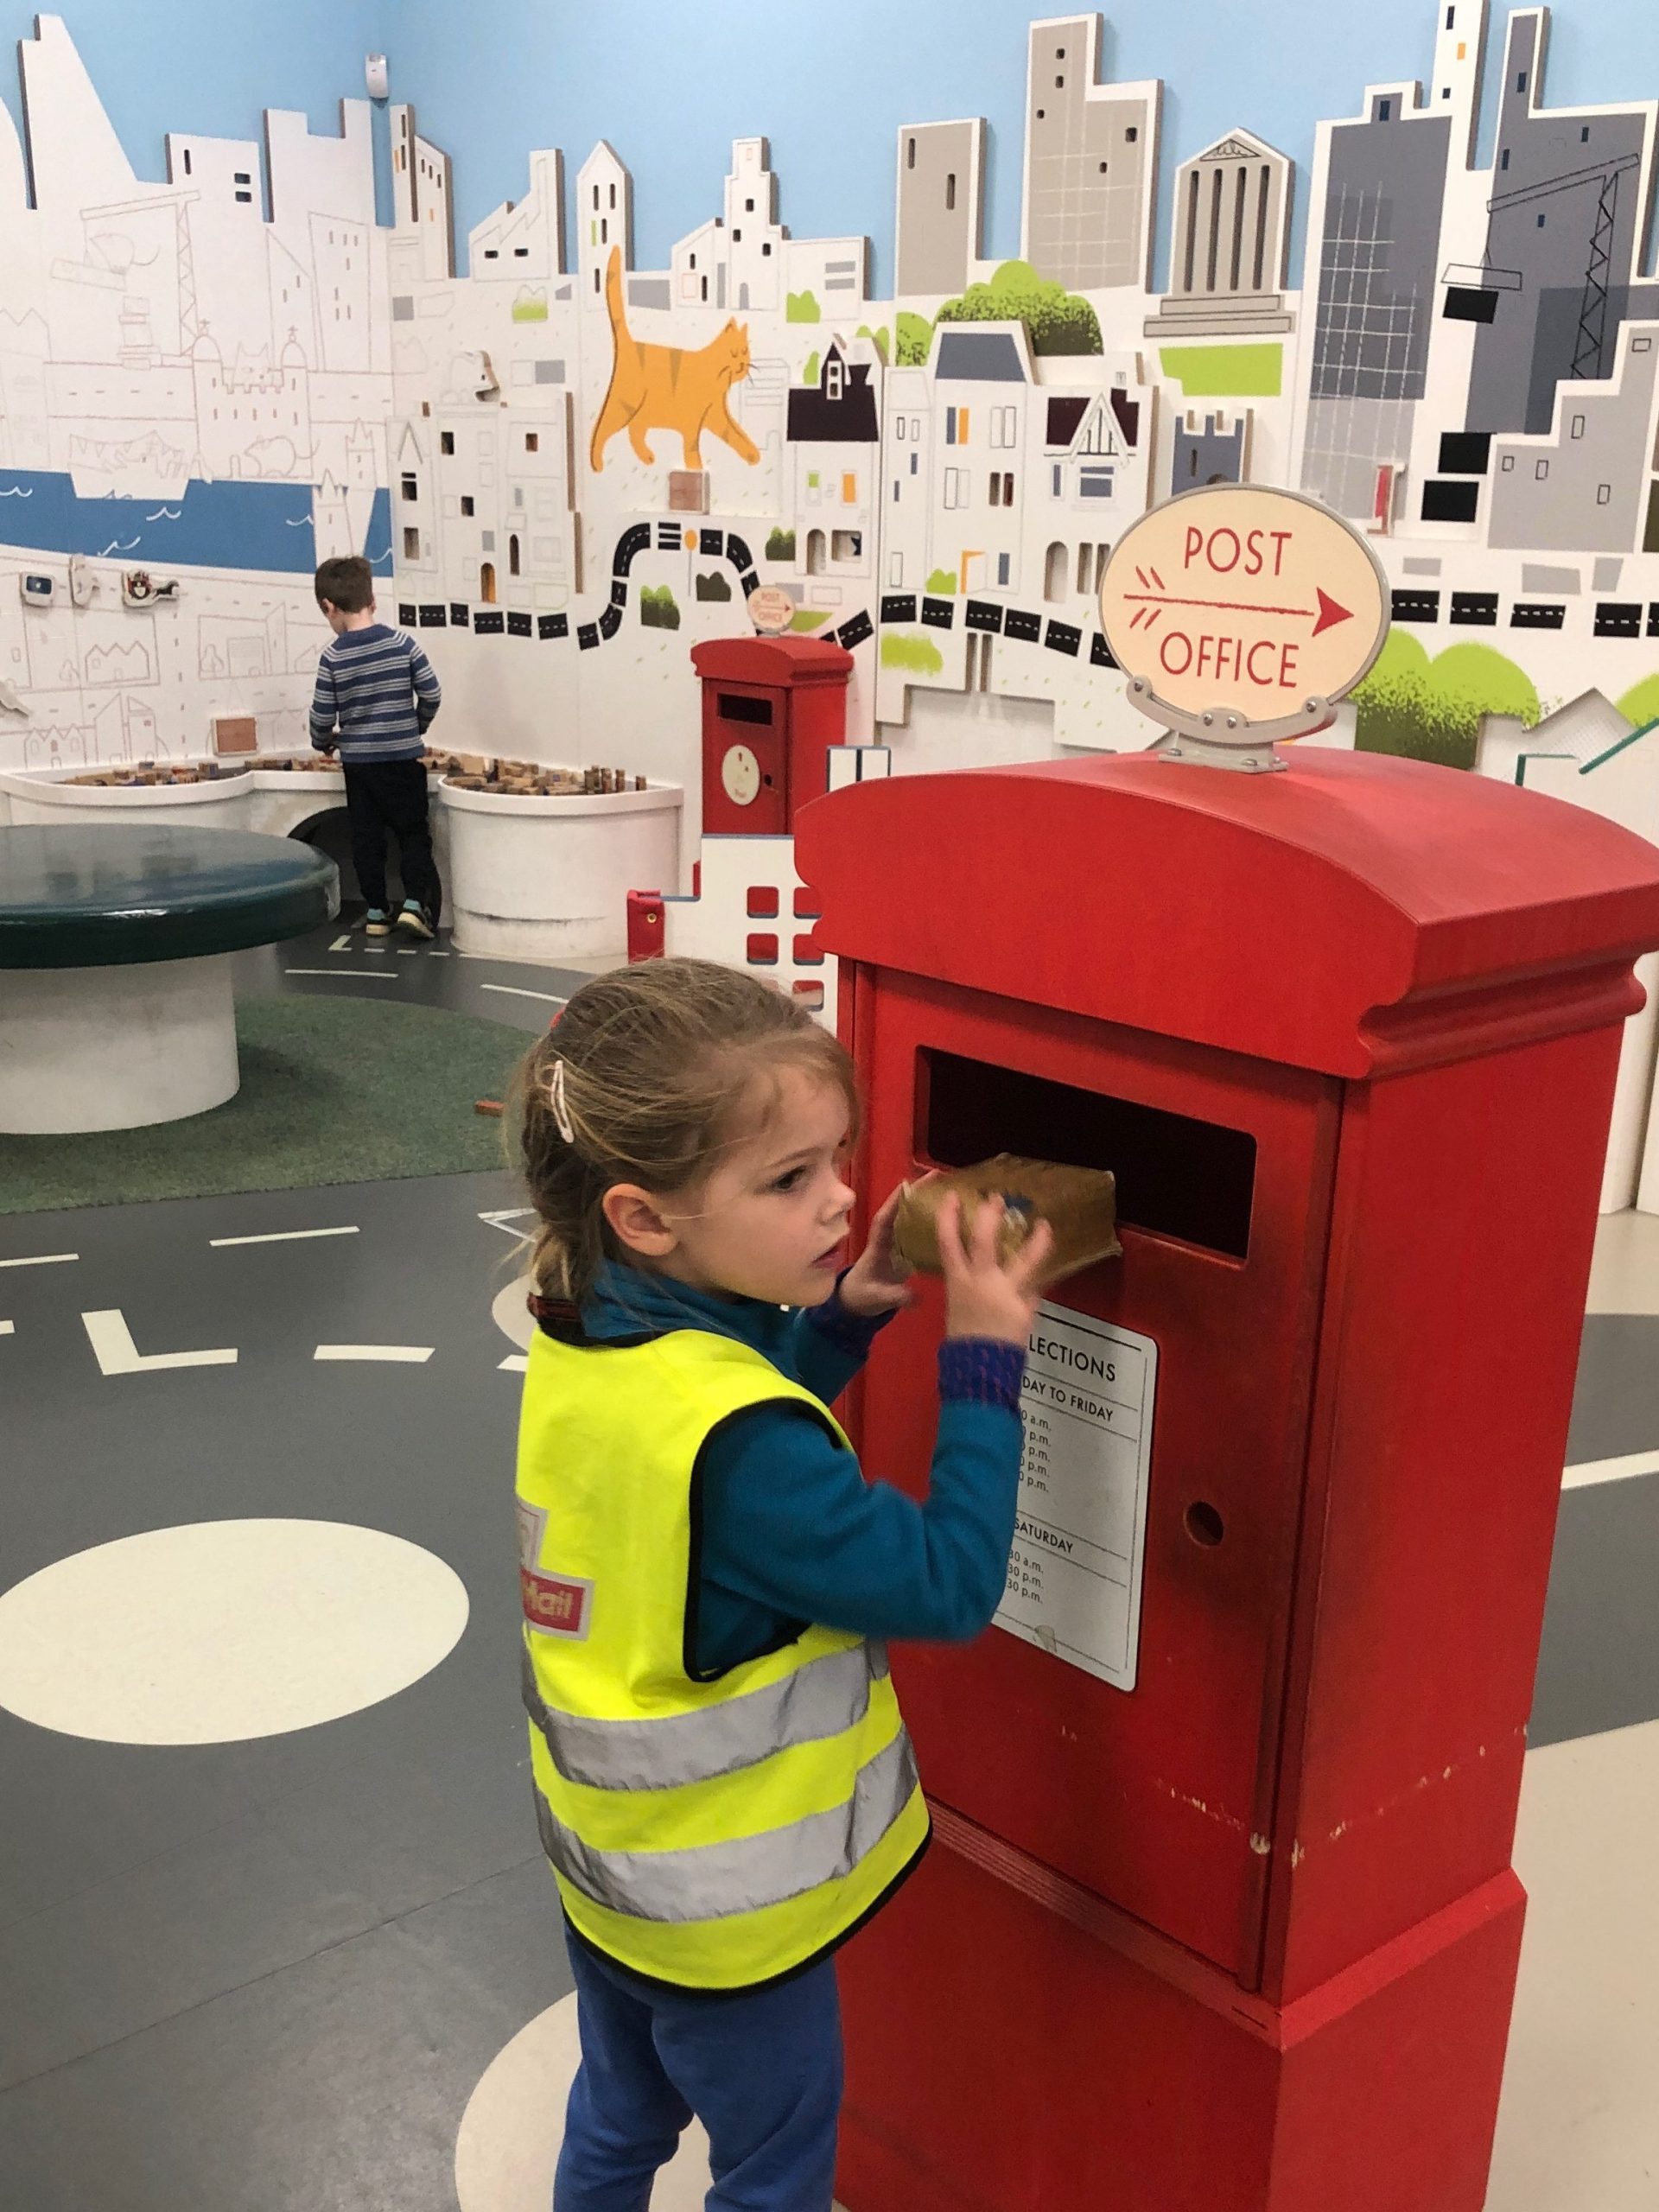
left=362, top=908, right=393, bottom=938
left=396, top=899, right=436, bottom=942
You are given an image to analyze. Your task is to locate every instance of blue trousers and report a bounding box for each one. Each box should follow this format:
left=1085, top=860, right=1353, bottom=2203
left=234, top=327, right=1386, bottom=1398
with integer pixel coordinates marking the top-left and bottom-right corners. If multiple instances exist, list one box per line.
left=555, top=1932, right=842, bottom=2212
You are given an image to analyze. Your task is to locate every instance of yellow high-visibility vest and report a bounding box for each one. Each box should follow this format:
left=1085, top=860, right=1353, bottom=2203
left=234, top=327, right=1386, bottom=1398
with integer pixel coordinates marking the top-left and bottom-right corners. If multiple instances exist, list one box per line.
left=516, top=1319, right=929, bottom=1990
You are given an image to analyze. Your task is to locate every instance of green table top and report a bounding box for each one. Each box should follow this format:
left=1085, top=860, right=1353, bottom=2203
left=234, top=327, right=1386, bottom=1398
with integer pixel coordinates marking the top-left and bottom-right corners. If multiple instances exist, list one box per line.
left=0, top=825, right=339, bottom=969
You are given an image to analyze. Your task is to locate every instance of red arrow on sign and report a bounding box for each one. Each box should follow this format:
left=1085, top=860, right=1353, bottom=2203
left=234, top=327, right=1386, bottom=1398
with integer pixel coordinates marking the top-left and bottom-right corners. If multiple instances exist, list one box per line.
left=1121, top=583, right=1356, bottom=633
left=1312, top=588, right=1352, bottom=638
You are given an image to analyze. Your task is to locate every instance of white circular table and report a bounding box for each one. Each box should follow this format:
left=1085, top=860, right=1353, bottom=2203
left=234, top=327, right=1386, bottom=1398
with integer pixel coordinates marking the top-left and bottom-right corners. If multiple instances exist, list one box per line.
left=0, top=824, right=337, bottom=1134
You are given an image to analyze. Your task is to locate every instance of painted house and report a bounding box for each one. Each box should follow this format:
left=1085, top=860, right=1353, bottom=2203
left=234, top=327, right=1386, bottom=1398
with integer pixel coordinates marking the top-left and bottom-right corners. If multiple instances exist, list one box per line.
left=1039, top=379, right=1151, bottom=610
left=788, top=340, right=880, bottom=582
left=928, top=323, right=1033, bottom=597
left=400, top=390, right=577, bottom=607
left=1476, top=685, right=1632, bottom=783
left=880, top=364, right=936, bottom=593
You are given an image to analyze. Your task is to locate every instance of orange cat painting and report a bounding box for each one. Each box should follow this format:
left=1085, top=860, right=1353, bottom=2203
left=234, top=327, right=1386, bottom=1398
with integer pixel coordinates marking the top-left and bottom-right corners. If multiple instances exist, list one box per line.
left=589, top=247, right=760, bottom=474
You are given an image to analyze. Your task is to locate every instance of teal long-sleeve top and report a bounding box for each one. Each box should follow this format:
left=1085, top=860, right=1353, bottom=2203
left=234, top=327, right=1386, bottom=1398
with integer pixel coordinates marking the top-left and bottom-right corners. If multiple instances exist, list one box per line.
left=564, top=1260, right=1029, bottom=1676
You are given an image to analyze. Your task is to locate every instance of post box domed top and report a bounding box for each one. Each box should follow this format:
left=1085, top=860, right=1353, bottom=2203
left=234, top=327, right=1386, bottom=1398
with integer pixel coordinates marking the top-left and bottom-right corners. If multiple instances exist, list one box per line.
left=0, top=824, right=337, bottom=969
left=690, top=636, right=855, bottom=687
left=795, top=748, right=1659, bottom=1078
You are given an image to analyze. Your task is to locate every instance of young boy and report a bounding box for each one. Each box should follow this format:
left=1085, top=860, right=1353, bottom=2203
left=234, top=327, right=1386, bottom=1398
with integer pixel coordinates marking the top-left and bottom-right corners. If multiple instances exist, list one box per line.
left=310, top=555, right=444, bottom=940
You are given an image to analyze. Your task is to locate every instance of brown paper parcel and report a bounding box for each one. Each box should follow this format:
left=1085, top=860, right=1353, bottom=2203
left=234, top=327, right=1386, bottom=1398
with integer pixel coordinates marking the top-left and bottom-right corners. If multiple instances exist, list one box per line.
left=892, top=1155, right=1122, bottom=1288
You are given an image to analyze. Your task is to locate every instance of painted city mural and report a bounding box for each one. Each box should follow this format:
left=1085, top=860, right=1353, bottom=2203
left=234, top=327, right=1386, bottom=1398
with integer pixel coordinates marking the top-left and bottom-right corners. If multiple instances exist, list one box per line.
left=3, top=4, right=1659, bottom=803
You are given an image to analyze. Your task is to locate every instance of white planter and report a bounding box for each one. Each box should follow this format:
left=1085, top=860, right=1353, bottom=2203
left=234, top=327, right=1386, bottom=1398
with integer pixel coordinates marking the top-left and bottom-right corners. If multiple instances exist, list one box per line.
left=0, top=954, right=238, bottom=1133
left=246, top=761, right=346, bottom=838
left=441, top=779, right=683, bottom=960
left=245, top=762, right=454, bottom=894
left=0, top=766, right=254, bottom=831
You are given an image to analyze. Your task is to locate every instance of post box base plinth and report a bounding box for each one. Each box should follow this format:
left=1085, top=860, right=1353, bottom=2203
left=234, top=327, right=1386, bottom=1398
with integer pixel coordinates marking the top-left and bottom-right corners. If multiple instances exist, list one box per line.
left=837, top=1821, right=1524, bottom=2212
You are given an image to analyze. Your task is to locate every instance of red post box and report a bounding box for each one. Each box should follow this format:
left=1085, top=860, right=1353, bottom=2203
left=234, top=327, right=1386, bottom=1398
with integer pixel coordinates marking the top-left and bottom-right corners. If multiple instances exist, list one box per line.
left=690, top=634, right=854, bottom=836
left=794, top=747, right=1659, bottom=2212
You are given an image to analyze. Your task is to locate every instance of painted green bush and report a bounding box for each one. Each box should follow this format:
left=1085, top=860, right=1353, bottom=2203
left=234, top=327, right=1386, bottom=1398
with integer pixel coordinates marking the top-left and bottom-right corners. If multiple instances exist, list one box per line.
left=694, top=570, right=732, bottom=602
left=880, top=631, right=944, bottom=676
left=765, top=527, right=796, bottom=562
left=857, top=322, right=891, bottom=365
left=896, top=311, right=934, bottom=366
left=639, top=583, right=681, bottom=631
left=1159, top=342, right=1282, bottom=397
left=925, top=568, right=957, bottom=596
left=1617, top=674, right=1659, bottom=730
left=786, top=290, right=821, bottom=322
left=935, top=259, right=1101, bottom=356
left=1351, top=632, right=1540, bottom=771
left=803, top=349, right=821, bottom=387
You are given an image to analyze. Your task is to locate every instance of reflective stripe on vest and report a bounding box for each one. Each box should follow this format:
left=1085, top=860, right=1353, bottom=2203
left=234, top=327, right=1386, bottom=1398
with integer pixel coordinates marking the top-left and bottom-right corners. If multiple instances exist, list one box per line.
left=522, top=1638, right=891, bottom=1792
left=535, top=1727, right=920, bottom=1924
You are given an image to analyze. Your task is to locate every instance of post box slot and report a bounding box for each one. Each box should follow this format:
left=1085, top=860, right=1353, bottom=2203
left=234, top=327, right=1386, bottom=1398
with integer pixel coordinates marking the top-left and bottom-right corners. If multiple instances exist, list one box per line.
left=716, top=692, right=774, bottom=725
left=918, top=1049, right=1256, bottom=1259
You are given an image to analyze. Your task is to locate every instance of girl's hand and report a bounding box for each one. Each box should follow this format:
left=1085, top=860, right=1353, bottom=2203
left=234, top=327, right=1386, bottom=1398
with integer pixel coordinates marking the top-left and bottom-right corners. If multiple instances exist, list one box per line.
left=836, top=1183, right=917, bottom=1319
left=938, top=1192, right=1053, bottom=1346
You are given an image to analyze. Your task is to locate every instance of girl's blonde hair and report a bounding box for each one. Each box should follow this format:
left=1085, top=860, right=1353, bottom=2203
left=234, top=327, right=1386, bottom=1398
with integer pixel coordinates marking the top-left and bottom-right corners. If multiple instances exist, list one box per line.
left=513, top=957, right=858, bottom=1303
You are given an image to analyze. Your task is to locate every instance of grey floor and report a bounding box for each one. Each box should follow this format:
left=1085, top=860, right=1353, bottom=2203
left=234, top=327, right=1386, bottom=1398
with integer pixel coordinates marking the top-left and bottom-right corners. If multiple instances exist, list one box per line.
left=1, top=929, right=1656, bottom=2209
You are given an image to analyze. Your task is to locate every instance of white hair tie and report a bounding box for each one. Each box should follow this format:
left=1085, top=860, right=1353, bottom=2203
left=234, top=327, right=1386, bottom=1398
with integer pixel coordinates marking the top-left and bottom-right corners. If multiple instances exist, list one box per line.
left=549, top=1058, right=575, bottom=1145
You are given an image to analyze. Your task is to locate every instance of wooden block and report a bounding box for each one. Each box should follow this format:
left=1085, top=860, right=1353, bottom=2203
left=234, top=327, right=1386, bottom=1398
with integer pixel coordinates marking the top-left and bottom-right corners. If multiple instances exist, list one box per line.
left=212, top=715, right=257, bottom=757
left=892, top=1156, right=1122, bottom=1287
left=668, top=470, right=711, bottom=515
left=474, top=1098, right=505, bottom=1117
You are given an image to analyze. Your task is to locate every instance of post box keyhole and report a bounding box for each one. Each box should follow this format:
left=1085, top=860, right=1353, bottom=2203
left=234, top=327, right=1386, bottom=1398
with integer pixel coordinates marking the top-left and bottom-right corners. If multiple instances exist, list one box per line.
left=1185, top=1502, right=1225, bottom=1548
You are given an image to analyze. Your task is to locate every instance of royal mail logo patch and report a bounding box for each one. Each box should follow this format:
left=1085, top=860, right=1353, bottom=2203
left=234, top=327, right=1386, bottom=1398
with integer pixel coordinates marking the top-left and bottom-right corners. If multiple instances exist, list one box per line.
left=521, top=1567, right=594, bottom=1640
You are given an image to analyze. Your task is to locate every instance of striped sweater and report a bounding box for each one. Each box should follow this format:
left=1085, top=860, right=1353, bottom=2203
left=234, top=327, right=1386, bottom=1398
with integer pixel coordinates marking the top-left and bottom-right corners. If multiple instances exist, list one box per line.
left=308, top=625, right=442, bottom=763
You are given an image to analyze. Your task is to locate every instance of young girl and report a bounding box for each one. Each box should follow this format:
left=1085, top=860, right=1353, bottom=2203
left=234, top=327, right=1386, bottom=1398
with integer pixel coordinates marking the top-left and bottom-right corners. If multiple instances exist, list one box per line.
left=512, top=957, right=1050, bottom=2212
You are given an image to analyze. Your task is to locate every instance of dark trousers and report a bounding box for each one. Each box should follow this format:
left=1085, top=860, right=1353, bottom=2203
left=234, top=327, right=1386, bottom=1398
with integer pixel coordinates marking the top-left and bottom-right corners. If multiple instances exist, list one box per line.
left=556, top=1933, right=842, bottom=2212
left=342, top=758, right=441, bottom=923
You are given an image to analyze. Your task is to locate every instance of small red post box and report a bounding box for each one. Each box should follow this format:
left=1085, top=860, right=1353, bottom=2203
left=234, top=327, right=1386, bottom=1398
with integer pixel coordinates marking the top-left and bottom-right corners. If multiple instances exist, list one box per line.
left=795, top=748, right=1659, bottom=2212
left=690, top=634, right=854, bottom=836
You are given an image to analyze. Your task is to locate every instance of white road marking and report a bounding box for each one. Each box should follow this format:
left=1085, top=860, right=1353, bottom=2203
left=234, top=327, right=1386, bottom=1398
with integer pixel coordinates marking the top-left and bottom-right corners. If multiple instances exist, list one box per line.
left=285, top=968, right=400, bottom=981
left=479, top=1208, right=536, bottom=1243
left=314, top=1344, right=434, bottom=1363
left=83, top=1310, right=238, bottom=1376
left=328, top=933, right=353, bottom=952
left=499, top=1353, right=529, bottom=1373
left=0, top=1320, right=14, bottom=1336
left=0, top=1251, right=78, bottom=1269
left=428, top=950, right=452, bottom=958
left=1562, top=1449, right=1659, bottom=1491
left=480, top=983, right=569, bottom=1006
left=396, top=946, right=417, bottom=956
left=210, top=1226, right=360, bottom=1249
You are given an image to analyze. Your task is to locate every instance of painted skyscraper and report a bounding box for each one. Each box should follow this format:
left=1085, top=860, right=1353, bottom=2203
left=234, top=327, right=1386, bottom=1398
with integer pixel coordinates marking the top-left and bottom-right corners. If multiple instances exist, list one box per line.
left=1465, top=8, right=1657, bottom=436
left=1021, top=12, right=1160, bottom=291
left=894, top=118, right=986, bottom=297
left=1296, top=2, right=1484, bottom=520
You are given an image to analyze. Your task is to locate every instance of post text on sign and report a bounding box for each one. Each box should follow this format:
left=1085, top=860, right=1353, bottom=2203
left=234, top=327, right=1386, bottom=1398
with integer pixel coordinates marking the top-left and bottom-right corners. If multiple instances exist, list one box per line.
left=1184, top=525, right=1294, bottom=578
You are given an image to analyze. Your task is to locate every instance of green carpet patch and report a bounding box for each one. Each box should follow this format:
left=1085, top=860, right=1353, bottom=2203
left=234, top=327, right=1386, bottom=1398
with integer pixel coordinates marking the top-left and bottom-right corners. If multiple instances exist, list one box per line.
left=1, top=995, right=527, bottom=1215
